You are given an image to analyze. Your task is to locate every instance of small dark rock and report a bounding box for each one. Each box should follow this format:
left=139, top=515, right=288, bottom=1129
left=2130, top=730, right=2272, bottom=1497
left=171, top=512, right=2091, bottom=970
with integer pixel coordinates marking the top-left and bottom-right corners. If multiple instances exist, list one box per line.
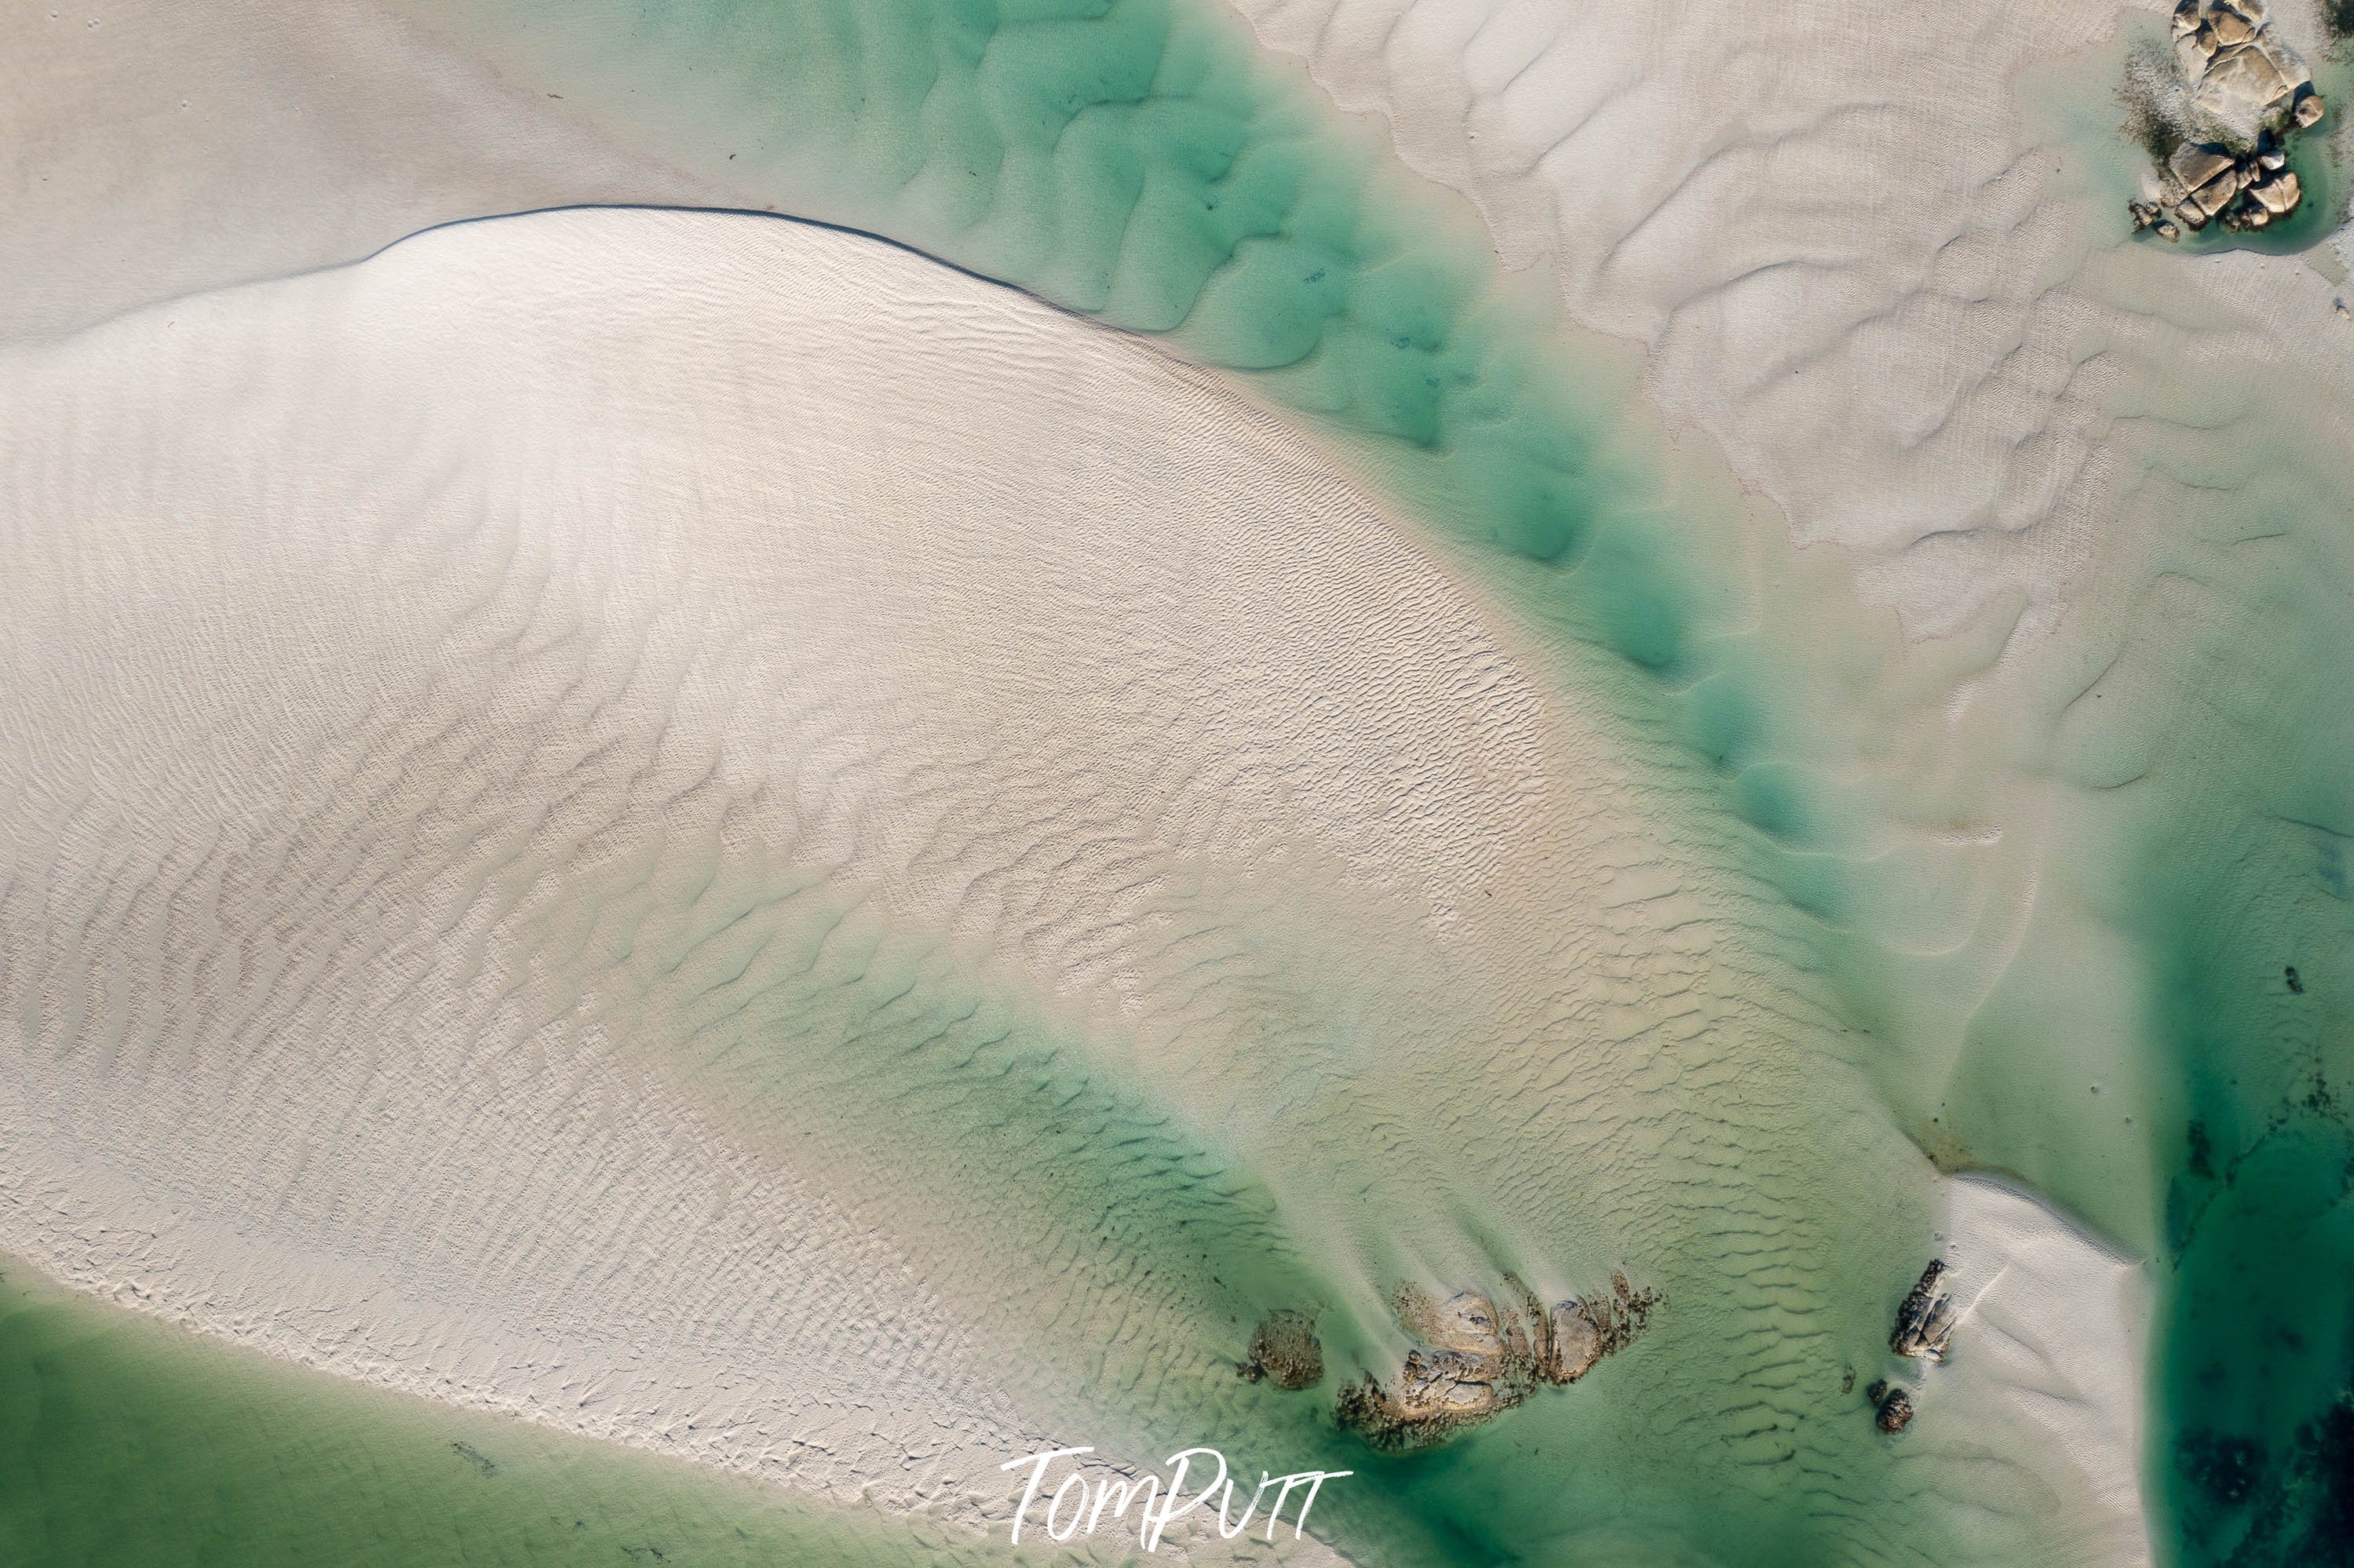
left=1876, top=1387, right=1917, bottom=1435
left=2286, top=965, right=2305, bottom=994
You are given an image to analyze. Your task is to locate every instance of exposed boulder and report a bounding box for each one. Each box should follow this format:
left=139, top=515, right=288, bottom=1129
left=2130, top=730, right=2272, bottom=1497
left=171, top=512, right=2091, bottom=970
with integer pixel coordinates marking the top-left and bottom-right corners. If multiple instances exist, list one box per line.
left=2194, top=166, right=2243, bottom=214
left=2260, top=34, right=2314, bottom=97
left=1863, top=1377, right=1918, bottom=1435
left=2169, top=0, right=2308, bottom=140
left=1418, top=1289, right=1506, bottom=1356
left=2144, top=1, right=2320, bottom=166
left=2169, top=142, right=2236, bottom=193
left=2196, top=42, right=2294, bottom=129
left=2143, top=133, right=2305, bottom=235
left=1334, top=1345, right=1499, bottom=1439
left=1542, top=1297, right=1604, bottom=1383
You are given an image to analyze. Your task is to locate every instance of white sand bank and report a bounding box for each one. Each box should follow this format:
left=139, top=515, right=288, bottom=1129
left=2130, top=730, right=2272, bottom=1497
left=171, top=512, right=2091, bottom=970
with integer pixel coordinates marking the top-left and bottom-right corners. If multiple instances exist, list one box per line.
left=1912, top=1175, right=2154, bottom=1566
left=0, top=189, right=2158, bottom=1564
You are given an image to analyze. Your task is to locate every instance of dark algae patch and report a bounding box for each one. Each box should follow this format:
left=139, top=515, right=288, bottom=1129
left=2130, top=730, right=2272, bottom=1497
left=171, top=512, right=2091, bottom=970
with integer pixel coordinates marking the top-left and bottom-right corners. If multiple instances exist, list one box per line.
left=2125, top=468, right=2354, bottom=1566
left=2173, top=1398, right=2354, bottom=1566
left=2157, top=1081, right=2354, bottom=1566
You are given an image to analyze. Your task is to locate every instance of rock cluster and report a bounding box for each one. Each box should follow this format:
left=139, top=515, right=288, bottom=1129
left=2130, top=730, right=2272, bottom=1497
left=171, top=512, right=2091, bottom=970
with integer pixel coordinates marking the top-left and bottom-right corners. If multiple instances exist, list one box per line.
left=2128, top=0, right=2322, bottom=238
left=1866, top=1379, right=1917, bottom=1435
left=1889, top=1259, right=1957, bottom=1362
left=1239, top=1308, right=1326, bottom=1391
left=1334, top=1273, right=1659, bottom=1451
left=2175, top=0, right=2318, bottom=140
left=1859, top=1258, right=1958, bottom=1436
left=2134, top=137, right=2308, bottom=236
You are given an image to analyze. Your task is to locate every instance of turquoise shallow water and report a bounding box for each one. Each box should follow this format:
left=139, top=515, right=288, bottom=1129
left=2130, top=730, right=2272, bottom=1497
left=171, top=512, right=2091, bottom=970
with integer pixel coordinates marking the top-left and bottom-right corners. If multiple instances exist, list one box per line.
left=400, top=0, right=1862, bottom=863
left=2103, top=423, right=2354, bottom=1564
left=2013, top=38, right=2354, bottom=1558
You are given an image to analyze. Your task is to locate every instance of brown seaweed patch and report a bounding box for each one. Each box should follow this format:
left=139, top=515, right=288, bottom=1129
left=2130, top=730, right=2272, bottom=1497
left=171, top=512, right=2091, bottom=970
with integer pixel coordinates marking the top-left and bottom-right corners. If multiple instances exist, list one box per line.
left=1239, top=1308, right=1326, bottom=1391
